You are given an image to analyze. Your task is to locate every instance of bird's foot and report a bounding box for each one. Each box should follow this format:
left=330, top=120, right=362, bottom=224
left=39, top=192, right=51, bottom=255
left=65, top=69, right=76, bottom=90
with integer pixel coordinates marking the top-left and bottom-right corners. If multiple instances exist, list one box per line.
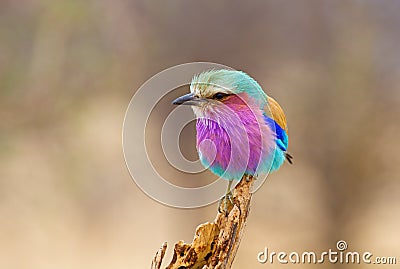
left=244, top=175, right=253, bottom=182
left=218, top=191, right=233, bottom=215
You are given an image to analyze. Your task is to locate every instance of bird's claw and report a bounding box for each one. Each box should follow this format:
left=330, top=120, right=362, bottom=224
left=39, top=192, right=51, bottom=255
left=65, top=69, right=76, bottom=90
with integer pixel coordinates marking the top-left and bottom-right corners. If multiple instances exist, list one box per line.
left=218, top=191, right=233, bottom=215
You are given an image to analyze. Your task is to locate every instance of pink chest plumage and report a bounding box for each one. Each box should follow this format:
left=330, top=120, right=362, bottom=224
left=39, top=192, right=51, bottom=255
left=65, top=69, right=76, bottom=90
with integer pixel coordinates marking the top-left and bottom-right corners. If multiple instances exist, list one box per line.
left=195, top=95, right=275, bottom=180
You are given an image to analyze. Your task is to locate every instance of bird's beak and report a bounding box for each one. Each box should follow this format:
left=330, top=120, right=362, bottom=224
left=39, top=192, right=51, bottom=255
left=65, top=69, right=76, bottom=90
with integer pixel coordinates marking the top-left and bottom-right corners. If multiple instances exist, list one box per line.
left=172, top=93, right=207, bottom=106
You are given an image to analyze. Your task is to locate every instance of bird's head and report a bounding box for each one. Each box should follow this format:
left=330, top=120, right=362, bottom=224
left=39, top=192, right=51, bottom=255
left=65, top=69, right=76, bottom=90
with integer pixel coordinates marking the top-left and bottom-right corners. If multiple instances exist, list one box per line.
left=172, top=69, right=267, bottom=118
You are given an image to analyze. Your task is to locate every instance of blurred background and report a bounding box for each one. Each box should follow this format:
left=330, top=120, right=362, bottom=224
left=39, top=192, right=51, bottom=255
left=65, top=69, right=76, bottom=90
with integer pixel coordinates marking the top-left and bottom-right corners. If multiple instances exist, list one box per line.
left=1, top=0, right=400, bottom=268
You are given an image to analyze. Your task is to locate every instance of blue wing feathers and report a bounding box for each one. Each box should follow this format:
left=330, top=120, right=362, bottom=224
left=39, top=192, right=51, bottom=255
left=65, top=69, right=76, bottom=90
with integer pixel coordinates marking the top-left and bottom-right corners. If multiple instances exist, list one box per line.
left=263, top=115, right=288, bottom=151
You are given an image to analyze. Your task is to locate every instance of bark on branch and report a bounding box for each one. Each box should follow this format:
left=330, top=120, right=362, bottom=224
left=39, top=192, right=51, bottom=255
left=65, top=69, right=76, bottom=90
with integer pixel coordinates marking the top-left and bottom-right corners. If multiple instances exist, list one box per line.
left=150, top=175, right=254, bottom=269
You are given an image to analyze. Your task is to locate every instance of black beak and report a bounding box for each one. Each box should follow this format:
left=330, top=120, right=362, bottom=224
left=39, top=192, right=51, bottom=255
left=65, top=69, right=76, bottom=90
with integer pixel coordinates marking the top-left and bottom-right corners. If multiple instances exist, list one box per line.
left=172, top=93, right=207, bottom=106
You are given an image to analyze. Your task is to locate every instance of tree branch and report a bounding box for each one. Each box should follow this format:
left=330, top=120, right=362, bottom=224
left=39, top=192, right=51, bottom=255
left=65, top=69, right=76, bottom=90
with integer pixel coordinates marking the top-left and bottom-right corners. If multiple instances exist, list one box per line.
left=151, top=242, right=167, bottom=269
left=151, top=175, right=254, bottom=269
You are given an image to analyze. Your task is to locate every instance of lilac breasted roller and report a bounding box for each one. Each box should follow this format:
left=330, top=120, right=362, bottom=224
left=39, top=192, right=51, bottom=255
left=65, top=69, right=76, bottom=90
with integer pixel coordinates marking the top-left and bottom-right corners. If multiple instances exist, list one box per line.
left=172, top=69, right=292, bottom=207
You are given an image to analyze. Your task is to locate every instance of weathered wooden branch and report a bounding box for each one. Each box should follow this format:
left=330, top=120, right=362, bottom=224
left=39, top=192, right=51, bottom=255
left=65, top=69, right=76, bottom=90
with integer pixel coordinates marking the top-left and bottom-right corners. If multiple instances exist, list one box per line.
left=151, top=175, right=254, bottom=269
left=151, top=242, right=167, bottom=269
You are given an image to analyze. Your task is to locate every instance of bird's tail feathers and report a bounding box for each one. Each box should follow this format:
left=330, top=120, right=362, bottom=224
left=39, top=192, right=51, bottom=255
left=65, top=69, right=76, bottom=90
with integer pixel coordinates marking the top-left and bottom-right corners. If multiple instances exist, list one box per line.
left=285, top=152, right=293, bottom=164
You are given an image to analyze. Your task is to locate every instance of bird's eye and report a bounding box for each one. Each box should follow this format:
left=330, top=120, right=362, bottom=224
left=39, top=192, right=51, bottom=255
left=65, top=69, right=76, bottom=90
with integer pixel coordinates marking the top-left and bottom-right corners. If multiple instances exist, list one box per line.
left=214, top=92, right=226, bottom=100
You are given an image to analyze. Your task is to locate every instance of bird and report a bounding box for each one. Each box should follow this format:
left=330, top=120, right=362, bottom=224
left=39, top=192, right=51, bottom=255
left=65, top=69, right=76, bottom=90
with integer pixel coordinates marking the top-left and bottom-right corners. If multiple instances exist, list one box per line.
left=172, top=69, right=292, bottom=210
